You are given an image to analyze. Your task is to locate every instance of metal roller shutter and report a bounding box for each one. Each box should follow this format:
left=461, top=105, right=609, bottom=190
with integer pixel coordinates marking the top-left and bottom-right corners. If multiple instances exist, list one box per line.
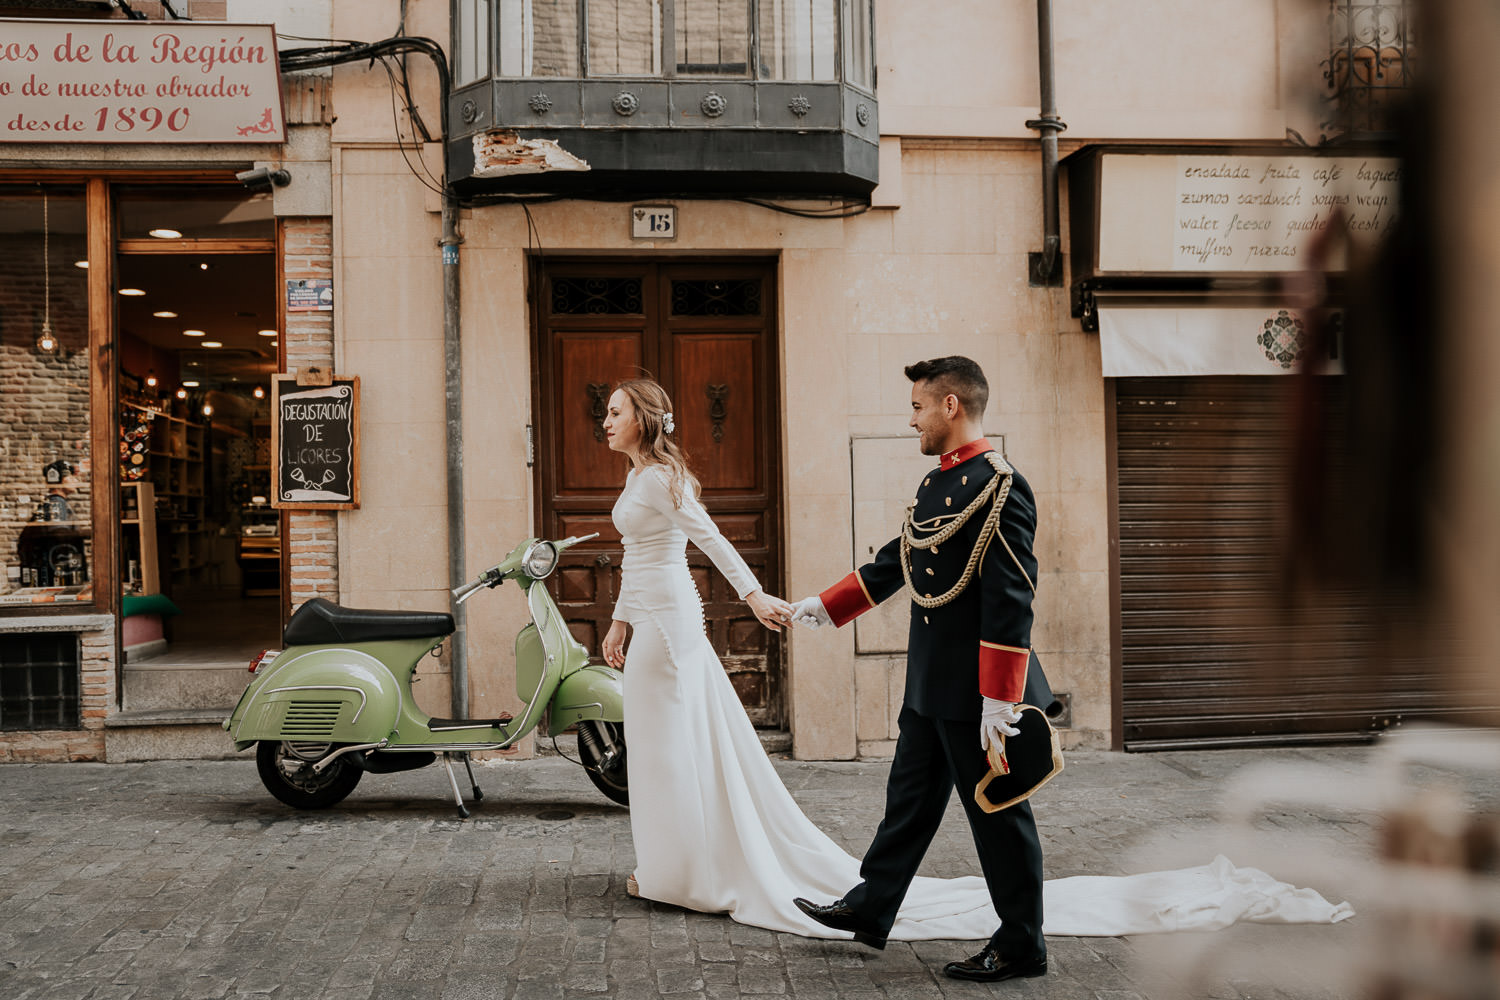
left=1114, top=376, right=1471, bottom=749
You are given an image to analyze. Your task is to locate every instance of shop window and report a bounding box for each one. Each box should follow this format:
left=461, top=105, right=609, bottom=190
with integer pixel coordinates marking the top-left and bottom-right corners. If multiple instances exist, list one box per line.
left=114, top=187, right=274, bottom=241
left=0, top=186, right=93, bottom=608
left=0, top=633, right=81, bottom=730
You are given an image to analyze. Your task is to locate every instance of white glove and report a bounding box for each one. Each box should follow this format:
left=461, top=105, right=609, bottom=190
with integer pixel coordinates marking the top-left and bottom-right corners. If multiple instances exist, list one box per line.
left=980, top=698, right=1022, bottom=751
left=789, top=596, right=832, bottom=629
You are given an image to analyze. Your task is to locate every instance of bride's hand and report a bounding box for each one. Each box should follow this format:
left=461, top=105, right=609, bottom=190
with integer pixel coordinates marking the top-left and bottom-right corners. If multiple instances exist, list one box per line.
left=747, top=590, right=795, bottom=633
left=602, top=620, right=629, bottom=669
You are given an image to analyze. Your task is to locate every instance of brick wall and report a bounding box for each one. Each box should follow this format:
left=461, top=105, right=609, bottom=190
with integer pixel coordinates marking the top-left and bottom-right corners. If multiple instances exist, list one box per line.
left=282, top=217, right=339, bottom=607
left=0, top=623, right=113, bottom=762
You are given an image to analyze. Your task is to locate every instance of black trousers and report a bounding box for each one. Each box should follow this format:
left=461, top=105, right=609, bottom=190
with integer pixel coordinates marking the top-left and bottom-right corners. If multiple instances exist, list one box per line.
left=842, top=703, right=1045, bottom=958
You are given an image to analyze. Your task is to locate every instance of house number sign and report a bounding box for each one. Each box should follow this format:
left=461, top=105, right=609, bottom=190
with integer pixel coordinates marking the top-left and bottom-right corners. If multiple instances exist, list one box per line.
left=631, top=205, right=676, bottom=240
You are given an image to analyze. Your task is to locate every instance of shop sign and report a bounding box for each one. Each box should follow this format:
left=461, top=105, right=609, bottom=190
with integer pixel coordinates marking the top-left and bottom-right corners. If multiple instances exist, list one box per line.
left=272, top=375, right=360, bottom=510
left=1093, top=152, right=1400, bottom=274
left=0, top=19, right=284, bottom=143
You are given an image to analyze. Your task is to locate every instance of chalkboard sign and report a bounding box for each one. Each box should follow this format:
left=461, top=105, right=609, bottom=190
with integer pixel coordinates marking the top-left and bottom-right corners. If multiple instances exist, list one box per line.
left=271, top=375, right=361, bottom=510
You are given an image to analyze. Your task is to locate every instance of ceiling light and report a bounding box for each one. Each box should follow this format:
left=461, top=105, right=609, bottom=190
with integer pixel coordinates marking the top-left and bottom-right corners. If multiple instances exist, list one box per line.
left=269, top=340, right=278, bottom=347
left=202, top=341, right=223, bottom=348
left=198, top=262, right=209, bottom=271
left=152, top=310, right=177, bottom=318
left=182, top=380, right=200, bottom=387
left=175, top=388, right=188, bottom=399
left=257, top=329, right=277, bottom=337
left=148, top=228, right=182, bottom=239
left=145, top=371, right=158, bottom=387
left=118, top=288, right=146, bottom=296
left=253, top=386, right=265, bottom=399
left=73, top=260, right=88, bottom=269
left=202, top=403, right=213, bottom=417
left=182, top=329, right=205, bottom=337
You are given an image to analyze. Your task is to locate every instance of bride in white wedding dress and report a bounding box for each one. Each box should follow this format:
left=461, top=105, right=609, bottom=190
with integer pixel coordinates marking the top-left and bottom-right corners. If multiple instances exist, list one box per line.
left=596, top=378, right=1353, bottom=943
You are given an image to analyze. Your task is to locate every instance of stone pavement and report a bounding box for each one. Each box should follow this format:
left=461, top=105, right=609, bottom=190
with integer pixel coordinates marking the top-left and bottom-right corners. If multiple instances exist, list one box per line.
left=1, top=739, right=1495, bottom=1000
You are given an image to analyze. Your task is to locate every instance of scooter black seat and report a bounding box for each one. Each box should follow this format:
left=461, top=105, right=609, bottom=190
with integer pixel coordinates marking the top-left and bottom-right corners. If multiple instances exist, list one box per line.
left=284, top=597, right=455, bottom=645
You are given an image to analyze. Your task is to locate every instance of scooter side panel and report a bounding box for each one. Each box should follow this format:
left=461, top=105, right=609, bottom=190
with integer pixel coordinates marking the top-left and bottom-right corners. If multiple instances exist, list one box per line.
left=227, top=646, right=407, bottom=747
left=548, top=664, right=625, bottom=735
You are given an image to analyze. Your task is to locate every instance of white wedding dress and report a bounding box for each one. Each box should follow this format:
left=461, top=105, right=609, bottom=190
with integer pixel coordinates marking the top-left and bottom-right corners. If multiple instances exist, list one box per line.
left=611, top=465, right=1354, bottom=939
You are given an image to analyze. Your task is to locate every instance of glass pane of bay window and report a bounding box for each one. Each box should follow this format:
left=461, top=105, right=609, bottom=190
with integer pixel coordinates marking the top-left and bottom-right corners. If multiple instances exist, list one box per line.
left=455, top=0, right=491, bottom=85
left=758, top=0, right=837, bottom=80
left=499, top=0, right=581, bottom=77
left=0, top=186, right=93, bottom=608
left=845, top=0, right=873, bottom=89
left=676, top=0, right=749, bottom=76
left=588, top=0, right=662, bottom=75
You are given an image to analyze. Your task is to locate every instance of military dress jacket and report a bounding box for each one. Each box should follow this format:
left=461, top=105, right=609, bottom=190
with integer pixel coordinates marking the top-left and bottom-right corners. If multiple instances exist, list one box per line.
left=820, top=438, right=1041, bottom=721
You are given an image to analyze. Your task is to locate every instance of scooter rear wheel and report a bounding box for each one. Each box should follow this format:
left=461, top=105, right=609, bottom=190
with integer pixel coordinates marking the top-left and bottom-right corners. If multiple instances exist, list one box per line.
left=256, top=740, right=363, bottom=809
left=577, top=720, right=628, bottom=806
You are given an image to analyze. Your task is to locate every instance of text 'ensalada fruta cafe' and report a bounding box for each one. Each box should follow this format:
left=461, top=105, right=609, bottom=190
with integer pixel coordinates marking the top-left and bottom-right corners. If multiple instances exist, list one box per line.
left=0, top=13, right=344, bottom=762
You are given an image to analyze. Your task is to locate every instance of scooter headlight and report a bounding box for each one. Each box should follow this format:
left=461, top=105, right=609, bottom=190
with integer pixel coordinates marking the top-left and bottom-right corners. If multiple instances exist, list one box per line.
left=521, top=541, right=559, bottom=580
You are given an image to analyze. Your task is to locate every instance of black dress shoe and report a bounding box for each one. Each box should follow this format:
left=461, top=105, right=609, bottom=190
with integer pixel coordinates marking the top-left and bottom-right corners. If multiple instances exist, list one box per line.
left=792, top=897, right=888, bottom=950
left=943, top=944, right=1047, bottom=982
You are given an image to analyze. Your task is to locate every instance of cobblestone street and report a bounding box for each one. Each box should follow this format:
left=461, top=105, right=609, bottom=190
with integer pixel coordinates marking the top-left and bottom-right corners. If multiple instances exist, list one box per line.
left=2, top=742, right=1490, bottom=1000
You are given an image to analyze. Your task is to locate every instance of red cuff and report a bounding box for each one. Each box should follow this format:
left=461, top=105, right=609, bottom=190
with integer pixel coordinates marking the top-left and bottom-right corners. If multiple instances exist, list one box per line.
left=978, top=642, right=1029, bottom=703
left=820, top=571, right=876, bottom=628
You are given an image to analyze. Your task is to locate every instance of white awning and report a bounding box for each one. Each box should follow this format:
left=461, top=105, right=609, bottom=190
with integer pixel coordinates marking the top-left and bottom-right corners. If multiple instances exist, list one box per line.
left=1098, top=304, right=1342, bottom=378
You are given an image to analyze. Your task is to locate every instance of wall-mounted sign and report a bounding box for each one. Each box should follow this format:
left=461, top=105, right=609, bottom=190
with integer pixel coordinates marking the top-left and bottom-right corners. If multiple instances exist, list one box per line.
left=1071, top=149, right=1401, bottom=276
left=631, top=205, right=676, bottom=240
left=286, top=278, right=332, bottom=312
left=271, top=376, right=360, bottom=510
left=0, top=19, right=284, bottom=144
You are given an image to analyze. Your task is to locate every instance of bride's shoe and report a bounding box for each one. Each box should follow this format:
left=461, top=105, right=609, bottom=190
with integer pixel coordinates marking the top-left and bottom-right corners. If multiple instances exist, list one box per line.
left=626, top=874, right=640, bottom=898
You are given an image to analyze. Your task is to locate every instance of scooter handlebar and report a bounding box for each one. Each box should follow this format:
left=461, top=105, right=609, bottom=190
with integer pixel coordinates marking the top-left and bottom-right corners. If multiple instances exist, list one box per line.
left=451, top=533, right=600, bottom=604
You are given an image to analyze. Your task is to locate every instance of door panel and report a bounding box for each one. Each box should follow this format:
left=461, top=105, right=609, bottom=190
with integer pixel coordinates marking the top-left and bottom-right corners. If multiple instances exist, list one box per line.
left=557, top=333, right=644, bottom=492
left=672, top=335, right=760, bottom=491
left=534, top=260, right=783, bottom=726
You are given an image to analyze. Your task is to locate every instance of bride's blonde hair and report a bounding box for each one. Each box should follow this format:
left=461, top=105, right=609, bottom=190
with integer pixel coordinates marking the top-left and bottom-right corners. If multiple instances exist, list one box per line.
left=616, top=377, right=700, bottom=508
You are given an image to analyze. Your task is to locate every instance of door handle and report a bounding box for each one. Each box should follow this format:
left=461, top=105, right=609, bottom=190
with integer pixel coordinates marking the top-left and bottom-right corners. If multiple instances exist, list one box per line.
left=595, top=553, right=612, bottom=567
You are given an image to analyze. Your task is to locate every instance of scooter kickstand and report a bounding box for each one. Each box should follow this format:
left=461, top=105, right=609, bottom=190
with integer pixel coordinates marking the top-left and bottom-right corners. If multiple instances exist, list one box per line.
left=461, top=752, right=484, bottom=802
left=442, top=753, right=470, bottom=819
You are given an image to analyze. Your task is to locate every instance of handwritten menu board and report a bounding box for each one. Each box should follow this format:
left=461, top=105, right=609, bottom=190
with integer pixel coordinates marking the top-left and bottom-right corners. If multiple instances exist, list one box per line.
left=1097, top=153, right=1402, bottom=274
left=271, top=376, right=360, bottom=510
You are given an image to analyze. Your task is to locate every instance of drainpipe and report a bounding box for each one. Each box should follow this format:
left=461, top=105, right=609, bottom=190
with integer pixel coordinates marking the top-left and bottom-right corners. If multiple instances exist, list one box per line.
left=442, top=191, right=468, bottom=719
left=1026, top=0, right=1067, bottom=286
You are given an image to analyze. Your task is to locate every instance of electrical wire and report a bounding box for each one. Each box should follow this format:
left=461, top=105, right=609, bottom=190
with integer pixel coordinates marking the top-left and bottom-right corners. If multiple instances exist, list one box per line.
left=373, top=55, right=446, bottom=196
left=466, top=190, right=871, bottom=220
left=281, top=37, right=453, bottom=201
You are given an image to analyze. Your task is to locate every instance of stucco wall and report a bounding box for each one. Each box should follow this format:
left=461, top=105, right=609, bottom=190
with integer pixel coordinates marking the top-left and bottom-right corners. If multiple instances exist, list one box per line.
left=330, top=137, right=1110, bottom=754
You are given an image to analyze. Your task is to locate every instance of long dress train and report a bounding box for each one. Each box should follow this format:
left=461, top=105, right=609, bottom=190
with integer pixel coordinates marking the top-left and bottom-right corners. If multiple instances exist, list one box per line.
left=612, top=465, right=1353, bottom=939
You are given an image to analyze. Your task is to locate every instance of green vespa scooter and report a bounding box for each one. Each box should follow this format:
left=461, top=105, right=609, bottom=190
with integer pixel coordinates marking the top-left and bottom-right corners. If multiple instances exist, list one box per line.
left=223, top=533, right=627, bottom=817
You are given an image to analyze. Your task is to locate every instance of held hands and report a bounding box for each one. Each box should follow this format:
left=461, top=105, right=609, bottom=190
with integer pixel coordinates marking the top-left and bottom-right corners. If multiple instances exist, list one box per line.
left=602, top=620, right=629, bottom=669
left=788, top=596, right=832, bottom=630
left=747, top=590, right=796, bottom=632
left=980, top=697, right=1022, bottom=751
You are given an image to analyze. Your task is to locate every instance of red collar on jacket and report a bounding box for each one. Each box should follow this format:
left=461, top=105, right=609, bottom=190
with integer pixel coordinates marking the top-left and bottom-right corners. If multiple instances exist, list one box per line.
left=939, top=438, right=994, bottom=471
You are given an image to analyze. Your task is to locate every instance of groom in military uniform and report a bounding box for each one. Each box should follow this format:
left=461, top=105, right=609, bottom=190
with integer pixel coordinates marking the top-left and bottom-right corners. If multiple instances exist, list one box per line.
left=789, top=355, right=1053, bottom=983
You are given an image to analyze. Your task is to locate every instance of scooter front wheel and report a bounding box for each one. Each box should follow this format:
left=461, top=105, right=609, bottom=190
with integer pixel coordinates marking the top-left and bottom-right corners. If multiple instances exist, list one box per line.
left=256, top=740, right=363, bottom=809
left=577, top=720, right=628, bottom=806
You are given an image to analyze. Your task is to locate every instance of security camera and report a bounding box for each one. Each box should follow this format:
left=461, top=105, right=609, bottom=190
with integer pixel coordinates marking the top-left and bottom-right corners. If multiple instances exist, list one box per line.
left=236, top=166, right=291, bottom=190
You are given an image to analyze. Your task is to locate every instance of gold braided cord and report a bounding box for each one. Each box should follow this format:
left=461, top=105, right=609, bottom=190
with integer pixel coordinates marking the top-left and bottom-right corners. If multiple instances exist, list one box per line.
left=901, top=453, right=1013, bottom=609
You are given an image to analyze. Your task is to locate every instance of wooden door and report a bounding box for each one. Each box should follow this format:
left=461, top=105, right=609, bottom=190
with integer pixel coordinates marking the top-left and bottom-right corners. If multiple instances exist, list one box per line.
left=533, top=260, right=783, bottom=726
